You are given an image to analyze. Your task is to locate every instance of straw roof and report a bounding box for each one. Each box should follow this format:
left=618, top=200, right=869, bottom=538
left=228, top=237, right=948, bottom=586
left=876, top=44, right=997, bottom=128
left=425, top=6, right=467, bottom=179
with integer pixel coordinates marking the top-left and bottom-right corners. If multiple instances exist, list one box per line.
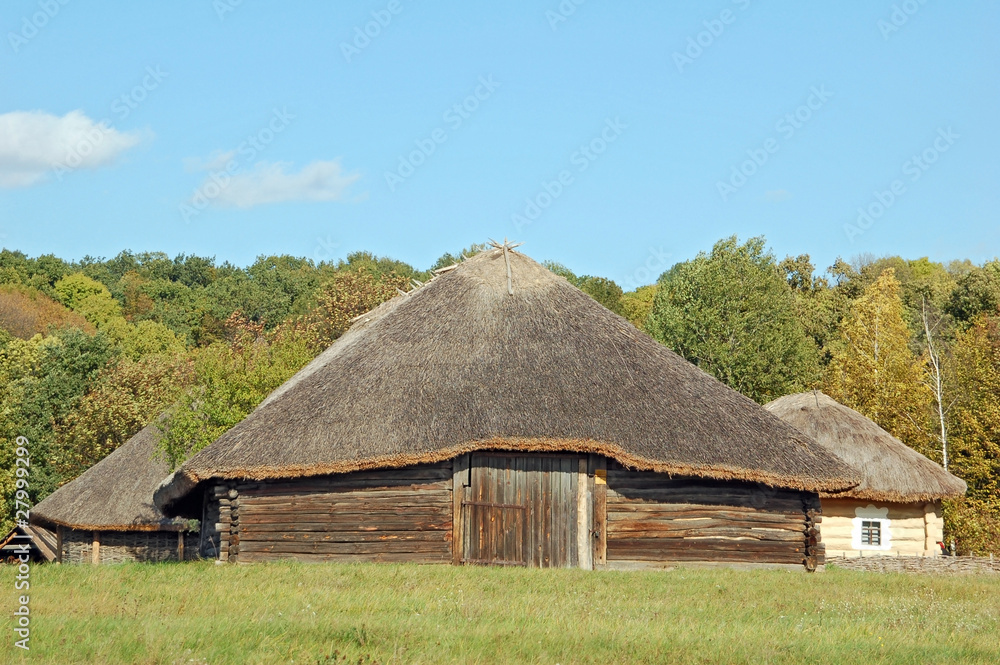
left=157, top=248, right=859, bottom=515
left=31, top=421, right=187, bottom=532
left=765, top=391, right=966, bottom=503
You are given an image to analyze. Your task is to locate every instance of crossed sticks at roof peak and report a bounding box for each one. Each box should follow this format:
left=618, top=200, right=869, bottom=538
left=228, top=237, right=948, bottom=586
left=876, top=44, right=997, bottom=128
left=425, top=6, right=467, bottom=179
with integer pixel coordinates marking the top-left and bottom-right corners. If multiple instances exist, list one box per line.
left=488, top=238, right=523, bottom=295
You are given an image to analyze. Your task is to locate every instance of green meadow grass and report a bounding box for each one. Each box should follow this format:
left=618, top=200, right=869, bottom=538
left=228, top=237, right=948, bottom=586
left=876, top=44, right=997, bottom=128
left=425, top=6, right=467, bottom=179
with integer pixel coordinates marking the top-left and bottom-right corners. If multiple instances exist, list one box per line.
left=2, top=561, right=998, bottom=664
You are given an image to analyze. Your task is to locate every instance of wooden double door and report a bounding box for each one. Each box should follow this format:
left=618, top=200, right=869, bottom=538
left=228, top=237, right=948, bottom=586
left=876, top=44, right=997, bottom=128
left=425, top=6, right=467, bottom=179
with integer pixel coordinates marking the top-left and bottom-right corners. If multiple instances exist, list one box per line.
left=455, top=453, right=598, bottom=568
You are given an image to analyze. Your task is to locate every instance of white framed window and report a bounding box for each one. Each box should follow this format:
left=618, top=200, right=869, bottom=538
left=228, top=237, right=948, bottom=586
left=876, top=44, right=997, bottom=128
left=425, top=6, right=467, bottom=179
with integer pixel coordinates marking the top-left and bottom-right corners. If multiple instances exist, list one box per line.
left=852, top=505, right=892, bottom=551
left=860, top=520, right=882, bottom=546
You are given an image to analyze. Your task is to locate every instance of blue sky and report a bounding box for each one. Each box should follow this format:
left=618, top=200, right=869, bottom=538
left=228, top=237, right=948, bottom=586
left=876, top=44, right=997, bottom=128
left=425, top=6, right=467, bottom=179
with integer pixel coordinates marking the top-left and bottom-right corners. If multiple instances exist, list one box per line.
left=1, top=1, right=997, bottom=288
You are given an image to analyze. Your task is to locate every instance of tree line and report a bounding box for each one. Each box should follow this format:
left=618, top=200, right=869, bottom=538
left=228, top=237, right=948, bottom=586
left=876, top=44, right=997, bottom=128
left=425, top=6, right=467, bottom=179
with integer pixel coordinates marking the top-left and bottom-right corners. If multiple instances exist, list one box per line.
left=0, top=238, right=997, bottom=553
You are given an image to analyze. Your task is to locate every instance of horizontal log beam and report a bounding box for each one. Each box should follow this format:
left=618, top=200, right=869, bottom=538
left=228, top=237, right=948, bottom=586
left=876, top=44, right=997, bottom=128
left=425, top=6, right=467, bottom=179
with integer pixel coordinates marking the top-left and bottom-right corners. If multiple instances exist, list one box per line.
left=240, top=506, right=450, bottom=520
left=241, top=497, right=450, bottom=511
left=608, top=511, right=805, bottom=526
left=608, top=538, right=804, bottom=553
left=608, top=491, right=804, bottom=512
left=607, top=527, right=804, bottom=542
left=242, top=520, right=452, bottom=533
left=240, top=519, right=451, bottom=532
left=241, top=531, right=450, bottom=543
left=609, top=550, right=805, bottom=564
left=607, top=477, right=798, bottom=494
left=243, top=483, right=452, bottom=498
left=239, top=541, right=451, bottom=555
left=238, top=551, right=448, bottom=564
left=606, top=502, right=803, bottom=517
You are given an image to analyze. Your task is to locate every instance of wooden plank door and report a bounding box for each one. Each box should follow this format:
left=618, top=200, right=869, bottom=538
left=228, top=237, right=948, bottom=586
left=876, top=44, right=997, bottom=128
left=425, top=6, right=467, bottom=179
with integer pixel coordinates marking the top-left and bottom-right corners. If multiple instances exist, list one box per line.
left=461, top=453, right=528, bottom=566
left=460, top=454, right=582, bottom=568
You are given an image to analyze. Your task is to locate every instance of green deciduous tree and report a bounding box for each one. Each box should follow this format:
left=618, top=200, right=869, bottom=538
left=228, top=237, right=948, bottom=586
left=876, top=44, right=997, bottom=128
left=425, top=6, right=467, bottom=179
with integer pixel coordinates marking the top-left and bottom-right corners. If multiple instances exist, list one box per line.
left=285, top=269, right=408, bottom=353
left=543, top=262, right=626, bottom=316
left=648, top=236, right=820, bottom=403
left=780, top=254, right=851, bottom=363
left=0, top=328, right=116, bottom=513
left=621, top=285, right=658, bottom=333
left=430, top=244, right=486, bottom=272
left=577, top=276, right=626, bottom=317
left=158, top=313, right=314, bottom=468
left=52, top=352, right=193, bottom=480
left=54, top=273, right=123, bottom=328
left=947, top=260, right=1000, bottom=324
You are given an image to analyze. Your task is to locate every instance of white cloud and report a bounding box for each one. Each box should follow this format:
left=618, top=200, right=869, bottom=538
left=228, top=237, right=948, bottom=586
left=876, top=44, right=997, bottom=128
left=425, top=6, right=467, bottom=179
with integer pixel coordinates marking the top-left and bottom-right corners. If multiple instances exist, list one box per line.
left=198, top=160, right=361, bottom=209
left=0, top=110, right=142, bottom=187
left=764, top=189, right=792, bottom=202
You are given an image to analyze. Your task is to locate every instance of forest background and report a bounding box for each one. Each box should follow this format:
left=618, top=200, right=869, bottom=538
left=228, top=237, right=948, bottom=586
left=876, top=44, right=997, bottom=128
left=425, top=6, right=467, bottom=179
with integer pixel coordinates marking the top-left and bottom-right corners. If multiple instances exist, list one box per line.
left=1, top=237, right=997, bottom=554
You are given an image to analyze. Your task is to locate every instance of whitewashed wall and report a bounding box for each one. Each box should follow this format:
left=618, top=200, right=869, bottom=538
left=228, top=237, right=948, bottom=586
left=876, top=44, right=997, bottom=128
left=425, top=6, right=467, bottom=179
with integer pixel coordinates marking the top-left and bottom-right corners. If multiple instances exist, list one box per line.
left=820, top=498, right=943, bottom=557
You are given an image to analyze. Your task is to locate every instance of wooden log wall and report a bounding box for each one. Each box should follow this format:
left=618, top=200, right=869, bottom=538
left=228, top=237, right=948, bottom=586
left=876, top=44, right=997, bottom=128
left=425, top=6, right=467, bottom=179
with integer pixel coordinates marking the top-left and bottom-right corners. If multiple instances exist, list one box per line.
left=803, top=493, right=824, bottom=571
left=199, top=484, right=231, bottom=560
left=233, top=462, right=453, bottom=564
left=605, top=464, right=816, bottom=569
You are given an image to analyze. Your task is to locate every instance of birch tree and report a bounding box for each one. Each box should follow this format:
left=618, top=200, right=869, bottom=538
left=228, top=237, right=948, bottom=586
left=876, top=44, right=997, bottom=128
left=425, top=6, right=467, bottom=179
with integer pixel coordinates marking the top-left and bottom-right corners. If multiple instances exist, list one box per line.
left=825, top=269, right=933, bottom=454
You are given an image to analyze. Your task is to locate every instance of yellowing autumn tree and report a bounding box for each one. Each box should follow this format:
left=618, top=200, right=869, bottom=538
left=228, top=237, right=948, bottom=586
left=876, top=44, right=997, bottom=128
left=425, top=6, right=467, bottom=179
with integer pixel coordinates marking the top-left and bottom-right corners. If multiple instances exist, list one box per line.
left=825, top=268, right=933, bottom=454
left=950, top=315, right=1000, bottom=498
left=940, top=314, right=1000, bottom=554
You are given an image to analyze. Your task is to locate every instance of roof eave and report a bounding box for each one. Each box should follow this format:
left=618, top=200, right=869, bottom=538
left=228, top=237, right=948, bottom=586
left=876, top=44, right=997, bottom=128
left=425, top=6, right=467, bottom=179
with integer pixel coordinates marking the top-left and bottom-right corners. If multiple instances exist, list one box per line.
left=160, top=437, right=861, bottom=509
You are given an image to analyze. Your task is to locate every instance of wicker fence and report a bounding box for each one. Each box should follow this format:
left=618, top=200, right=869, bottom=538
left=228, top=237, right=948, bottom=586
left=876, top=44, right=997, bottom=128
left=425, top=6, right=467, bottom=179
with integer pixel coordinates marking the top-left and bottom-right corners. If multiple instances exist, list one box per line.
left=62, top=529, right=200, bottom=564
left=829, top=554, right=1000, bottom=574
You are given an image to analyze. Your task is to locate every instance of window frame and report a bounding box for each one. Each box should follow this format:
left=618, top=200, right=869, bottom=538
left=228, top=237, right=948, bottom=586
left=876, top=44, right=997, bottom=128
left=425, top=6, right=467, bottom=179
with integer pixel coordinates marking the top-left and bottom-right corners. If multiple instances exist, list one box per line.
left=852, top=505, right=892, bottom=551
left=860, top=519, right=882, bottom=546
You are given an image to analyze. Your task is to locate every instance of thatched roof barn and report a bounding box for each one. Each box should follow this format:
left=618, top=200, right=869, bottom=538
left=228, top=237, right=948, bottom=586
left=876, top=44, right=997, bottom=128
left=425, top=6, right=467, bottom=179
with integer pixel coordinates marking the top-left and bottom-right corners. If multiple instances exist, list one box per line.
left=158, top=247, right=859, bottom=569
left=30, top=422, right=197, bottom=564
left=765, top=391, right=966, bottom=557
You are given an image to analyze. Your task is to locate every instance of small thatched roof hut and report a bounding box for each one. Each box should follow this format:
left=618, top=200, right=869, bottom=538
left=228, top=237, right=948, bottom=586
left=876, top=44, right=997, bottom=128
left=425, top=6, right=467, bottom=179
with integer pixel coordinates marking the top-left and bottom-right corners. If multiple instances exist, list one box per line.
left=764, top=391, right=965, bottom=503
left=765, top=391, right=965, bottom=557
left=156, top=247, right=859, bottom=569
left=31, top=422, right=195, bottom=564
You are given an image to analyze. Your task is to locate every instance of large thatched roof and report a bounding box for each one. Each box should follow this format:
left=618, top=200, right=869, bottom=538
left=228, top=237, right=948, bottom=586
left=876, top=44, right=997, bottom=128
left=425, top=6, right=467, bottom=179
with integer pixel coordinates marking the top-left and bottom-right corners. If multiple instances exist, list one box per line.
left=31, top=422, right=186, bottom=532
left=765, top=391, right=966, bottom=503
left=157, top=248, right=859, bottom=515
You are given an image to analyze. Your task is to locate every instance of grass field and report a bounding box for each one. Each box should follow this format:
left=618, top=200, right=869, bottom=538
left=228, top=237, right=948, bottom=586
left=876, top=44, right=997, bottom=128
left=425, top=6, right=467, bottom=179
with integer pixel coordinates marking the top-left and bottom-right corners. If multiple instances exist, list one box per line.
left=2, top=561, right=999, bottom=664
